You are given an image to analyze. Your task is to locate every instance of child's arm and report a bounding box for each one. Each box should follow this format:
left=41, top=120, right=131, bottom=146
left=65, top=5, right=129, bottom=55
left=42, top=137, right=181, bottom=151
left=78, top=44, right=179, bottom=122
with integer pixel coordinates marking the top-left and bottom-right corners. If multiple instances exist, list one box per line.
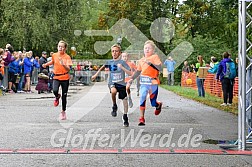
left=91, top=65, right=105, bottom=81
left=42, top=61, right=53, bottom=68
left=144, top=58, right=161, bottom=71
left=127, top=70, right=141, bottom=85
left=117, top=63, right=131, bottom=75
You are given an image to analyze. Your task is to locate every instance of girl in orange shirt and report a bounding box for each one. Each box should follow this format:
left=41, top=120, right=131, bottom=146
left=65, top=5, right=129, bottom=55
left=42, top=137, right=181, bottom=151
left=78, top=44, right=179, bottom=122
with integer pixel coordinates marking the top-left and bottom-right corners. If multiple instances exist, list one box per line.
left=43, top=40, right=73, bottom=120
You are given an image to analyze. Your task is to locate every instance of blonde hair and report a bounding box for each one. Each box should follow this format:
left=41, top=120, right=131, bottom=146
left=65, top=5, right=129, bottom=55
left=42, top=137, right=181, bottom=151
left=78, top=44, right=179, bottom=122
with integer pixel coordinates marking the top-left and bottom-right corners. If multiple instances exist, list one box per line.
left=111, top=44, right=121, bottom=51
left=122, top=52, right=129, bottom=56
left=0, top=48, right=4, bottom=55
left=144, top=40, right=156, bottom=50
left=26, top=52, right=31, bottom=58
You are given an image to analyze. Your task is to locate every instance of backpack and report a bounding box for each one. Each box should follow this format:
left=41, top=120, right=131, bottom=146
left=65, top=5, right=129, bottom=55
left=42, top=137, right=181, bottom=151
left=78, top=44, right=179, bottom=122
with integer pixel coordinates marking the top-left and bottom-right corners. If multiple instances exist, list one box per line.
left=223, top=61, right=236, bottom=79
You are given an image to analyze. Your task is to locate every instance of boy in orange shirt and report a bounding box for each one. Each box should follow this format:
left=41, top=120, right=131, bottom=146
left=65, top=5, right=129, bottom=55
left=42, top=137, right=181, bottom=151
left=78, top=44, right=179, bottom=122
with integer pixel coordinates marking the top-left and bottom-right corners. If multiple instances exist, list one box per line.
left=121, top=52, right=137, bottom=108
left=42, top=40, right=73, bottom=120
left=128, top=40, right=162, bottom=126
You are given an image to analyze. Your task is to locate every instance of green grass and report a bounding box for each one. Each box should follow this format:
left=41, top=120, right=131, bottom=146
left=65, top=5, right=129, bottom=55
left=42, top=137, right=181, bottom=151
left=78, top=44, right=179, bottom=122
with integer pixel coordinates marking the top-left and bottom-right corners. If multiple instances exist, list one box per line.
left=160, top=85, right=238, bottom=115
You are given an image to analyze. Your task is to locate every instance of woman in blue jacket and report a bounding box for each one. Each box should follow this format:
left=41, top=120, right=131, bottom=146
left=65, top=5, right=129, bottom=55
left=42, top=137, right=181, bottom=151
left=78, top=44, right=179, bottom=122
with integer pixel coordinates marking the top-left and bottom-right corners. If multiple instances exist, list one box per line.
left=216, top=52, right=236, bottom=106
left=208, top=57, right=219, bottom=74
left=8, top=52, right=19, bottom=93
left=23, top=52, right=34, bottom=93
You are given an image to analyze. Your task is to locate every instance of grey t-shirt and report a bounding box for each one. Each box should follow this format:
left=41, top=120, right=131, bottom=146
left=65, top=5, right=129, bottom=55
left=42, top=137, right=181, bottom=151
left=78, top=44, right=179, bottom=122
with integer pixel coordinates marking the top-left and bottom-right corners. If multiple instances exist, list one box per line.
left=105, top=59, right=130, bottom=87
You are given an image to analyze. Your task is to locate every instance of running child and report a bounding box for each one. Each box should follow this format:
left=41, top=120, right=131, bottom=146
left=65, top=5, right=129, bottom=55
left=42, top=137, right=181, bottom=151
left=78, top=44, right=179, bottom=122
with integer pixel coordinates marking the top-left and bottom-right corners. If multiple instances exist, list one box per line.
left=128, top=40, right=163, bottom=126
left=42, top=40, right=73, bottom=120
left=121, top=52, right=137, bottom=108
left=91, top=44, right=131, bottom=127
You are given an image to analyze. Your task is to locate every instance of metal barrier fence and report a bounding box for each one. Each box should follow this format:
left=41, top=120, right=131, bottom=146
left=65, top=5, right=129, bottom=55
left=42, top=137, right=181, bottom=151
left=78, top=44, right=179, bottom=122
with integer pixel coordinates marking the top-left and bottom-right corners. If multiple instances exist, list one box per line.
left=70, top=70, right=106, bottom=85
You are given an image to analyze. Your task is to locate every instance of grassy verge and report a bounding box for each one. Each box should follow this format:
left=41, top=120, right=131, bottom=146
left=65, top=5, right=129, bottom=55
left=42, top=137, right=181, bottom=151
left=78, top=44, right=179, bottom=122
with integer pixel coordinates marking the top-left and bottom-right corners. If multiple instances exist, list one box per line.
left=160, top=85, right=238, bottom=115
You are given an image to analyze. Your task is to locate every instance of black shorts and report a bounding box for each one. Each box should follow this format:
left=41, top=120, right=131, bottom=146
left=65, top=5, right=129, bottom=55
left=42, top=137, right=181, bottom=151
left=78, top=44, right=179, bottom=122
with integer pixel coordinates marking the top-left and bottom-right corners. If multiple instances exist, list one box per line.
left=108, top=83, right=127, bottom=99
left=8, top=72, right=17, bottom=83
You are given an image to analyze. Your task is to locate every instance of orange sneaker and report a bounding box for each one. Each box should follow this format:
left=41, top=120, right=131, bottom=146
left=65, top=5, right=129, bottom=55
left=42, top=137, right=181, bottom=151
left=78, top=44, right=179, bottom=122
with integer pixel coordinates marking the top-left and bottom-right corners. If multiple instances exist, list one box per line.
left=138, top=117, right=145, bottom=126
left=54, top=94, right=61, bottom=107
left=154, top=102, right=162, bottom=115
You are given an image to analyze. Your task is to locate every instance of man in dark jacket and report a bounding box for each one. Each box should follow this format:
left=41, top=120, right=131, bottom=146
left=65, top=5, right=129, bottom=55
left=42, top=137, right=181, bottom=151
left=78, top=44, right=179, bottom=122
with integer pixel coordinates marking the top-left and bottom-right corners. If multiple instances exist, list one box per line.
left=216, top=52, right=236, bottom=106
left=39, top=51, right=49, bottom=73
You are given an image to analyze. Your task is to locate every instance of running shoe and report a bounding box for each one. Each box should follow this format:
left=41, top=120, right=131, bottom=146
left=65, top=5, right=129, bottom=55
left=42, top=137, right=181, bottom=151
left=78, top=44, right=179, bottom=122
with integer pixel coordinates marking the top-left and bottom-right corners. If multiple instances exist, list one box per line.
left=122, top=114, right=129, bottom=127
left=154, top=102, right=162, bottom=115
left=138, top=117, right=145, bottom=126
left=60, top=112, right=66, bottom=120
left=54, top=94, right=61, bottom=107
left=111, top=104, right=117, bottom=117
left=128, top=97, right=133, bottom=108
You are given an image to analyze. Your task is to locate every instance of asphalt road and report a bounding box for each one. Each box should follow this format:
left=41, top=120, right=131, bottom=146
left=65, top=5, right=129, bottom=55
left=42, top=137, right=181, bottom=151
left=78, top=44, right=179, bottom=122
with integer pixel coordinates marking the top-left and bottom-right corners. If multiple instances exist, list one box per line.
left=0, top=82, right=251, bottom=167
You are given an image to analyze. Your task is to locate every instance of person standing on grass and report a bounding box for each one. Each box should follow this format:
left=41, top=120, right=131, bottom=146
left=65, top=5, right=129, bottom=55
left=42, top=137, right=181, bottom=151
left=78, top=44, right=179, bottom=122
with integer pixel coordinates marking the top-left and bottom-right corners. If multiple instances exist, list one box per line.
left=191, top=55, right=206, bottom=97
left=91, top=44, right=131, bottom=127
left=208, top=57, right=219, bottom=74
left=42, top=40, right=73, bottom=120
left=216, top=52, right=236, bottom=106
left=164, top=56, right=176, bottom=86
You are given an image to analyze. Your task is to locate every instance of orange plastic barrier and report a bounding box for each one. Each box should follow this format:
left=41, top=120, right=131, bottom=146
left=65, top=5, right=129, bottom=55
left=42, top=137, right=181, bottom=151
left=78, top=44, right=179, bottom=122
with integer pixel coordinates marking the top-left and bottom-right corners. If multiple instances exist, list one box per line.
left=181, top=72, right=238, bottom=97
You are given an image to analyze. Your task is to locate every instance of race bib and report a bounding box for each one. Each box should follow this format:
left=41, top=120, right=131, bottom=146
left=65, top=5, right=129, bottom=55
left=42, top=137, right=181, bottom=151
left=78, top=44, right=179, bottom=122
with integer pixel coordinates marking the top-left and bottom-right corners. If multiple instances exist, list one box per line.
left=111, top=73, right=123, bottom=83
left=140, top=76, right=152, bottom=85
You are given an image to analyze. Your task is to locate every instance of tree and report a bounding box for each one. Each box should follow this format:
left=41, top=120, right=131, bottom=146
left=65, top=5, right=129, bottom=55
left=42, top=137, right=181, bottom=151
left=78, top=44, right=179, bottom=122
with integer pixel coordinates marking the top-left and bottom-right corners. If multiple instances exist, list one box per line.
left=0, top=0, right=83, bottom=55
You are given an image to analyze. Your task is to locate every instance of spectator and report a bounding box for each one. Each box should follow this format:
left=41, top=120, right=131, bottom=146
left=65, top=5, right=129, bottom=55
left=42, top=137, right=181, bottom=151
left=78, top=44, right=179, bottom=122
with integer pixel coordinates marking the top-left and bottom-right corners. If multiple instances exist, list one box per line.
left=216, top=52, right=236, bottom=106
left=47, top=52, right=54, bottom=73
left=39, top=51, right=49, bottom=73
left=32, top=56, right=40, bottom=85
left=0, top=48, right=5, bottom=89
left=235, top=57, right=239, bottom=77
left=47, top=52, right=54, bottom=92
left=182, top=61, right=191, bottom=85
left=8, top=52, right=19, bottom=93
left=35, top=69, right=49, bottom=94
left=209, top=56, right=215, bottom=68
left=3, top=44, right=14, bottom=88
left=191, top=55, right=206, bottom=97
left=23, top=52, right=34, bottom=93
left=17, top=52, right=25, bottom=93
left=182, top=61, right=190, bottom=73
left=164, top=56, right=176, bottom=85
left=208, top=57, right=219, bottom=74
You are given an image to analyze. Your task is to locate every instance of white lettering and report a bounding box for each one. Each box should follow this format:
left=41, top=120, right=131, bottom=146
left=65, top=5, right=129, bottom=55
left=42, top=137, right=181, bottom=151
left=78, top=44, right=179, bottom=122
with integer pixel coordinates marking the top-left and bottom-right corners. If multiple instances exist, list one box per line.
left=159, top=128, right=174, bottom=147
left=50, top=129, right=67, bottom=147
left=177, top=128, right=193, bottom=147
